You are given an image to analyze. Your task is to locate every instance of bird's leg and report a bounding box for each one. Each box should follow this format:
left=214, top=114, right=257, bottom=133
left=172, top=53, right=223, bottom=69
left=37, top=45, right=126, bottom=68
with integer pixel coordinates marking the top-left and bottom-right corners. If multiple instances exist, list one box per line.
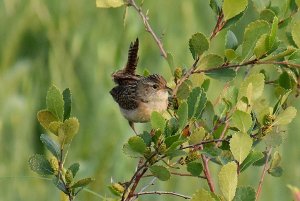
left=129, top=121, right=138, bottom=135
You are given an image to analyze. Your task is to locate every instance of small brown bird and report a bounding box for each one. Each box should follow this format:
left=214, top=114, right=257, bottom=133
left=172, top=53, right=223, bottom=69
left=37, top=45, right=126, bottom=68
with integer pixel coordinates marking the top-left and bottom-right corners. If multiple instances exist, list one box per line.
left=110, top=39, right=170, bottom=133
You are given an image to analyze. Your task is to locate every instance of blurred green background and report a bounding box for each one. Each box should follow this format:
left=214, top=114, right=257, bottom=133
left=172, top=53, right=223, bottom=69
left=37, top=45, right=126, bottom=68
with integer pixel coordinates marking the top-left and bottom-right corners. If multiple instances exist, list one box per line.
left=0, top=0, right=299, bottom=200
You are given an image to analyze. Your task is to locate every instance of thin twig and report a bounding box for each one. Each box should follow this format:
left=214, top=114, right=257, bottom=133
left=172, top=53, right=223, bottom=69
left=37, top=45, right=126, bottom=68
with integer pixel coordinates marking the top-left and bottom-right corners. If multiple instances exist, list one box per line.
left=193, top=59, right=300, bottom=75
left=139, top=177, right=157, bottom=192
left=127, top=167, right=148, bottom=200
left=257, top=61, right=300, bottom=69
left=172, top=56, right=200, bottom=96
left=121, top=154, right=155, bottom=201
left=143, top=172, right=206, bottom=179
left=127, top=0, right=167, bottom=59
left=255, top=148, right=273, bottom=201
left=170, top=172, right=206, bottom=179
left=180, top=139, right=228, bottom=150
left=134, top=191, right=191, bottom=200
left=210, top=11, right=225, bottom=40
left=201, top=153, right=215, bottom=192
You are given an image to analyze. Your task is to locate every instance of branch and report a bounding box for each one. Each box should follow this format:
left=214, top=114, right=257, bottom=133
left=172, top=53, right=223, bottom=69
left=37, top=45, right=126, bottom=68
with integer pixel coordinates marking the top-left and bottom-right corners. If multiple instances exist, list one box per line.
left=180, top=139, right=228, bottom=150
left=201, top=153, right=215, bottom=193
left=127, top=0, right=168, bottom=59
left=255, top=148, right=273, bottom=201
left=210, top=10, right=225, bottom=40
left=172, top=56, right=200, bottom=96
left=134, top=191, right=191, bottom=200
left=143, top=172, right=206, bottom=179
left=121, top=153, right=156, bottom=201
left=193, top=59, right=300, bottom=75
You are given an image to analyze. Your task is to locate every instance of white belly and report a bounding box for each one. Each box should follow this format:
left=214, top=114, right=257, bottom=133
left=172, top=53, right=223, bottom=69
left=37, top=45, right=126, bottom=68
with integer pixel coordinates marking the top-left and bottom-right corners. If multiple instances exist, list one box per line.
left=120, top=90, right=168, bottom=123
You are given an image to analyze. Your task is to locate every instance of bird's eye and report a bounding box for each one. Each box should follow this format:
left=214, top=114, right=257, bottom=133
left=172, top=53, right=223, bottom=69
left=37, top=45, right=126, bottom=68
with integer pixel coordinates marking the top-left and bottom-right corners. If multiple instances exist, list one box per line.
left=152, top=84, right=159, bottom=89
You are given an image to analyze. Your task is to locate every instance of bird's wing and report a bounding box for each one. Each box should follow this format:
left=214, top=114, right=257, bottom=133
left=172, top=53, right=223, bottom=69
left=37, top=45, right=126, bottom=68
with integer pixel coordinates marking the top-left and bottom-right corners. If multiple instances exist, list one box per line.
left=109, top=84, right=139, bottom=110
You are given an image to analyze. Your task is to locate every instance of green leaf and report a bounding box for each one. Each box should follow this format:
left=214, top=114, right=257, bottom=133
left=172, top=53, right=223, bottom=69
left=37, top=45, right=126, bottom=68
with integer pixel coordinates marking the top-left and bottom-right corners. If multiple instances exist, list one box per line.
left=49, top=121, right=63, bottom=136
left=139, top=132, right=151, bottom=147
left=28, top=154, right=54, bottom=175
left=269, top=151, right=281, bottom=169
left=71, top=178, right=94, bottom=189
left=53, top=177, right=68, bottom=194
left=278, top=71, right=293, bottom=90
left=176, top=80, right=192, bottom=100
left=59, top=117, right=79, bottom=144
left=226, top=30, right=238, bottom=50
left=223, top=12, right=244, bottom=29
left=268, top=166, right=283, bottom=177
left=225, top=49, right=238, bottom=61
left=272, top=106, right=297, bottom=126
left=40, top=134, right=61, bottom=159
left=187, top=87, right=207, bottom=119
left=37, top=110, right=59, bottom=131
left=68, top=163, right=80, bottom=178
left=292, top=21, right=300, bottom=48
left=122, top=143, right=141, bottom=158
left=128, top=136, right=146, bottom=154
left=191, top=188, right=216, bottom=201
left=46, top=85, right=64, bottom=121
left=187, top=161, right=203, bottom=176
left=233, top=186, right=256, bottom=201
left=62, top=88, right=72, bottom=121
left=165, top=134, right=180, bottom=147
left=254, top=34, right=269, bottom=58
left=218, top=161, right=238, bottom=201
left=149, top=165, right=170, bottom=181
left=268, top=46, right=296, bottom=61
left=167, top=52, right=175, bottom=72
left=165, top=118, right=179, bottom=137
left=201, top=147, right=222, bottom=158
left=210, top=0, right=223, bottom=14
left=242, top=20, right=270, bottom=60
left=197, top=54, right=224, bottom=70
left=189, top=127, right=205, bottom=144
left=264, top=132, right=283, bottom=148
left=269, top=16, right=278, bottom=49
left=239, top=73, right=265, bottom=101
left=240, top=151, right=264, bottom=172
left=189, top=33, right=209, bottom=59
left=165, top=139, right=186, bottom=154
left=96, top=0, right=124, bottom=8
left=230, top=132, right=252, bottom=163
left=231, top=110, right=252, bottom=133
left=188, top=87, right=201, bottom=118
left=288, top=49, right=300, bottom=64
left=150, top=111, right=166, bottom=131
left=223, top=0, right=248, bottom=21
left=205, top=68, right=237, bottom=82
left=177, top=102, right=188, bottom=129
left=108, top=183, right=123, bottom=196
left=260, top=9, right=276, bottom=23
left=200, top=101, right=215, bottom=132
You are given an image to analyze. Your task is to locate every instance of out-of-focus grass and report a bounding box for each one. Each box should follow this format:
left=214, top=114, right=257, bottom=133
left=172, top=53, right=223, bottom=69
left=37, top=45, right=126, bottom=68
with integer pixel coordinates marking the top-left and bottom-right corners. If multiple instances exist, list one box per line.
left=0, top=0, right=299, bottom=200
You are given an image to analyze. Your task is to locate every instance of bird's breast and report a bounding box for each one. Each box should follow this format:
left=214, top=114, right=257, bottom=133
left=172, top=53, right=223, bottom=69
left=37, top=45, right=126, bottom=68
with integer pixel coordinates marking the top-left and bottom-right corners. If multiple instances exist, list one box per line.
left=120, top=90, right=168, bottom=123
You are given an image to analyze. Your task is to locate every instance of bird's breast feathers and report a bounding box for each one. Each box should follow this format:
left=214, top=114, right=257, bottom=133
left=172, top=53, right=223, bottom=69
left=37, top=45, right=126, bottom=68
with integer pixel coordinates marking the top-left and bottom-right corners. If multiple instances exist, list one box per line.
left=120, top=90, right=168, bottom=123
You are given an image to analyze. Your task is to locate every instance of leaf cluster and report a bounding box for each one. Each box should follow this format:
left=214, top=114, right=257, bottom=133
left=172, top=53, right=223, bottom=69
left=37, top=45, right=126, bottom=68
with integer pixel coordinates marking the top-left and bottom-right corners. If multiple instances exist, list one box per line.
left=29, top=85, right=93, bottom=200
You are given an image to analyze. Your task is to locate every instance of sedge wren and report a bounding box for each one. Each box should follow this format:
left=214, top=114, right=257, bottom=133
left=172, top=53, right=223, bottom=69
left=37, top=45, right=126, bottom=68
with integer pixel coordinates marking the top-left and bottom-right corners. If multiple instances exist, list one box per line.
left=110, top=39, right=170, bottom=133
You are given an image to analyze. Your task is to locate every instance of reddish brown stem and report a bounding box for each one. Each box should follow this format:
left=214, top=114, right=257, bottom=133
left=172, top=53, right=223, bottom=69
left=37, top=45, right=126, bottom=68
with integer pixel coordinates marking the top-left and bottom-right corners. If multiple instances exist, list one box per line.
left=210, top=11, right=225, bottom=40
left=134, top=191, right=191, bottom=200
left=255, top=148, right=272, bottom=201
left=126, top=167, right=148, bottom=201
left=201, top=154, right=215, bottom=192
left=127, top=0, right=167, bottom=59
